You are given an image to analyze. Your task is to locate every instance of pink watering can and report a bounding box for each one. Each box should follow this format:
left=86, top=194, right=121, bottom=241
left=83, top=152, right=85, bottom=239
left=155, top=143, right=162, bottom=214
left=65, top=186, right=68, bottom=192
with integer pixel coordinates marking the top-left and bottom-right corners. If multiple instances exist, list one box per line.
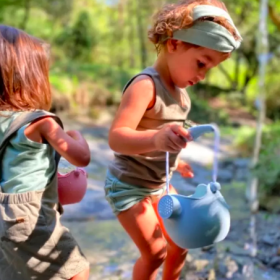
left=57, top=160, right=88, bottom=205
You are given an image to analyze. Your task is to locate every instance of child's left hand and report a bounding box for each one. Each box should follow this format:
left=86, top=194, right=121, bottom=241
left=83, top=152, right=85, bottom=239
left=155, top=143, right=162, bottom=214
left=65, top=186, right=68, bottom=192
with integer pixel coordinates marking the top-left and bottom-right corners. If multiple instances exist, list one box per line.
left=176, top=160, right=194, bottom=178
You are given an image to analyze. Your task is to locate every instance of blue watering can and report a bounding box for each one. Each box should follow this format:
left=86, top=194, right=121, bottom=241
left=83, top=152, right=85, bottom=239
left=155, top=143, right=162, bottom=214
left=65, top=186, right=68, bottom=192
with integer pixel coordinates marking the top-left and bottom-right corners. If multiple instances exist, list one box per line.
left=158, top=124, right=230, bottom=249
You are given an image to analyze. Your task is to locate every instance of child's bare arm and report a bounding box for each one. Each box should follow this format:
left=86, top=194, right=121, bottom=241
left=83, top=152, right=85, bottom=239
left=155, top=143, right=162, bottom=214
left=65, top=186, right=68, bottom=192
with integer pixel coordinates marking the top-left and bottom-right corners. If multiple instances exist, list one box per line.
left=109, top=75, right=189, bottom=155
left=109, top=75, right=157, bottom=154
left=26, top=117, right=90, bottom=167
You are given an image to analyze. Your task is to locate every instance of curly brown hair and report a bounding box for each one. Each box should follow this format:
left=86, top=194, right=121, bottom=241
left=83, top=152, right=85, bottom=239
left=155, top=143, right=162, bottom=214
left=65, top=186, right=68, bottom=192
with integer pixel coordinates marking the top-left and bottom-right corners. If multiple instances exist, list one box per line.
left=148, top=0, right=241, bottom=52
left=0, top=25, right=51, bottom=112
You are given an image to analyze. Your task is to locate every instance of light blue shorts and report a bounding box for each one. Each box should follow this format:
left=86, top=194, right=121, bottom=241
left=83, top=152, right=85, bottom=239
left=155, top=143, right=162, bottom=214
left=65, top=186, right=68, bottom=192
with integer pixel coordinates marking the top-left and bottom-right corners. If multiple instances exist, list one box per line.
left=104, top=171, right=166, bottom=215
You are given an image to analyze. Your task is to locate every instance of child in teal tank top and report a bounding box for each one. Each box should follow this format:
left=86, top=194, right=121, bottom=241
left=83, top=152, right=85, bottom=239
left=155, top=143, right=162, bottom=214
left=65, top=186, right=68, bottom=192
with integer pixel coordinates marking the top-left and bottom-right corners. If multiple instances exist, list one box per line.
left=0, top=25, right=90, bottom=280
left=0, top=111, right=57, bottom=193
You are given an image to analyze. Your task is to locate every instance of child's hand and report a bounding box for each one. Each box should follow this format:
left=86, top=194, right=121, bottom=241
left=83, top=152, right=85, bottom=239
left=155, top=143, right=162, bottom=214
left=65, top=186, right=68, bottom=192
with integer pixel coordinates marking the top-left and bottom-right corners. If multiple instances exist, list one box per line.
left=153, top=123, right=191, bottom=153
left=177, top=160, right=194, bottom=178
left=38, top=118, right=90, bottom=167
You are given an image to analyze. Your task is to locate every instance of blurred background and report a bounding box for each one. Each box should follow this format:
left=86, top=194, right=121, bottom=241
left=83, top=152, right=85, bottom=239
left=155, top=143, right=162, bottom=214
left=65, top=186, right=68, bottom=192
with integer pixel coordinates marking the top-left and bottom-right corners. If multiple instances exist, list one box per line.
left=1, top=0, right=280, bottom=279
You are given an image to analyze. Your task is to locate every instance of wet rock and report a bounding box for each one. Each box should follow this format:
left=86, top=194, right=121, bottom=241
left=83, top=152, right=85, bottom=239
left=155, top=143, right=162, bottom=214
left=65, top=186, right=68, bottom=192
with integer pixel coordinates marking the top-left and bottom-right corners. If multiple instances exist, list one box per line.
left=208, top=269, right=216, bottom=280
left=235, top=168, right=248, bottom=181
left=183, top=274, right=200, bottom=280
left=269, top=256, right=280, bottom=268
left=258, top=254, right=269, bottom=265
left=234, top=158, right=249, bottom=168
left=190, top=169, right=212, bottom=185
left=223, top=242, right=250, bottom=257
left=217, top=256, right=240, bottom=279
left=276, top=233, right=280, bottom=240
left=201, top=245, right=216, bottom=253
left=218, top=262, right=228, bottom=276
left=262, top=235, right=276, bottom=246
left=242, top=262, right=255, bottom=279
left=226, top=259, right=239, bottom=278
left=220, top=160, right=235, bottom=169
left=217, top=169, right=233, bottom=182
left=231, top=255, right=250, bottom=271
left=193, top=259, right=209, bottom=271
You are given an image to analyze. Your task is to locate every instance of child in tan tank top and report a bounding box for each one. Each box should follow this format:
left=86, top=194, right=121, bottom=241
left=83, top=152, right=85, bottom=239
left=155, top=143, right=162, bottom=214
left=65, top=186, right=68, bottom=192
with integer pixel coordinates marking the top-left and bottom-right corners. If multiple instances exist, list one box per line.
left=105, top=1, right=242, bottom=279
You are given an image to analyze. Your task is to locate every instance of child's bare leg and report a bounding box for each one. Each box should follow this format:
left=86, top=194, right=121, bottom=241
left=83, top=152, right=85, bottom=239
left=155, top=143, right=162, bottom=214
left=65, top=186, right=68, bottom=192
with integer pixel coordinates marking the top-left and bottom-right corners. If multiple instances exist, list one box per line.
left=153, top=185, right=188, bottom=280
left=117, top=197, right=167, bottom=280
left=69, top=267, right=90, bottom=280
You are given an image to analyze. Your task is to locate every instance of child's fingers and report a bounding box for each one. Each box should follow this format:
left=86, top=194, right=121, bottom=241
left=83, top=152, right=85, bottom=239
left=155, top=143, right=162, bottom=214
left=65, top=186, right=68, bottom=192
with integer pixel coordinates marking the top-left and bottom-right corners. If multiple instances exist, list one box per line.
left=168, top=130, right=187, bottom=149
left=182, top=170, right=194, bottom=178
left=170, top=124, right=191, bottom=141
left=184, top=163, right=193, bottom=172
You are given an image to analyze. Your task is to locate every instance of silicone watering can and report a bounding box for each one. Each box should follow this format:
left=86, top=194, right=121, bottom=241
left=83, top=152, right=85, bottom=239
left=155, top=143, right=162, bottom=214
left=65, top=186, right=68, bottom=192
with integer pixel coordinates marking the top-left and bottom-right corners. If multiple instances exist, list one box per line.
left=158, top=124, right=230, bottom=249
left=57, top=160, right=88, bottom=205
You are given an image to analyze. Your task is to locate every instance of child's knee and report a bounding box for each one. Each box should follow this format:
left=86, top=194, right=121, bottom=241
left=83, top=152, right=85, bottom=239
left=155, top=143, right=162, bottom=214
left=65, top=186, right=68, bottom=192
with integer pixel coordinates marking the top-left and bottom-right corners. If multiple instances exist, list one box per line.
left=169, top=243, right=188, bottom=256
left=142, top=245, right=167, bottom=265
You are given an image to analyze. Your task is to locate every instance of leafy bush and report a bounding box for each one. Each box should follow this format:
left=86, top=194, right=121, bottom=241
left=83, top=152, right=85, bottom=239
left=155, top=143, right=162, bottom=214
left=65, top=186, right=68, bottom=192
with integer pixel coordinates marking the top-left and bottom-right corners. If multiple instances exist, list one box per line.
left=254, top=125, right=280, bottom=195
left=187, top=90, right=230, bottom=125
left=235, top=122, right=280, bottom=195
left=55, top=11, right=98, bottom=62
left=50, top=62, right=134, bottom=95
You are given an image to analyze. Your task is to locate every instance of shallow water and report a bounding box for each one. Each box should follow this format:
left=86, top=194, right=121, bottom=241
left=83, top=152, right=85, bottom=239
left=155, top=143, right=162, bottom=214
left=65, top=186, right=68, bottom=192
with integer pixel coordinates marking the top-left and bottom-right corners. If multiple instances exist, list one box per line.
left=61, top=119, right=280, bottom=280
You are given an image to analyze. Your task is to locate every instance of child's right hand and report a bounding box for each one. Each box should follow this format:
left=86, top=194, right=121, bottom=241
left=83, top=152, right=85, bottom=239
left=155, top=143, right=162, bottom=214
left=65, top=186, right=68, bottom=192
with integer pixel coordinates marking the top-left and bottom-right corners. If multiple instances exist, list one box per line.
left=153, top=124, right=191, bottom=153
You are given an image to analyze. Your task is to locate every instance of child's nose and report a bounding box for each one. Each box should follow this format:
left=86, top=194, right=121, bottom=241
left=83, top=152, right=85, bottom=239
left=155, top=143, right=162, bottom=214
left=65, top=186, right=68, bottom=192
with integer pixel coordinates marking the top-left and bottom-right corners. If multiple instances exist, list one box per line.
left=198, top=72, right=205, bottom=81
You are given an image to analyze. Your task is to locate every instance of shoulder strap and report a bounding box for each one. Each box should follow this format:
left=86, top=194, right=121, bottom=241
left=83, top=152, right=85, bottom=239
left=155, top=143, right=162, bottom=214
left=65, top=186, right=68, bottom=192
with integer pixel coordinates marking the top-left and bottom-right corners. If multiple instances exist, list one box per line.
left=0, top=110, right=64, bottom=166
left=122, top=67, right=155, bottom=94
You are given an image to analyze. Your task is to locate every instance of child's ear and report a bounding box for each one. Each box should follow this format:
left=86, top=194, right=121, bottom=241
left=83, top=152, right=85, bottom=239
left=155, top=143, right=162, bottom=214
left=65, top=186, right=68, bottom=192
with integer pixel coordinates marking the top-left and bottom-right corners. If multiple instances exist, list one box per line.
left=166, top=39, right=183, bottom=53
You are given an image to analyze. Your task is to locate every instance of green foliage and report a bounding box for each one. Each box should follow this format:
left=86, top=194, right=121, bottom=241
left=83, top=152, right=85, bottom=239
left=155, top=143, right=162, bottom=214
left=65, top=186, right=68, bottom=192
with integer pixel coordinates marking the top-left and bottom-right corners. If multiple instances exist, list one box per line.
left=0, top=0, right=279, bottom=114
left=254, top=124, right=280, bottom=195
left=55, top=11, right=98, bottom=62
left=50, top=62, right=134, bottom=94
left=187, top=90, right=229, bottom=125
left=235, top=123, right=280, bottom=195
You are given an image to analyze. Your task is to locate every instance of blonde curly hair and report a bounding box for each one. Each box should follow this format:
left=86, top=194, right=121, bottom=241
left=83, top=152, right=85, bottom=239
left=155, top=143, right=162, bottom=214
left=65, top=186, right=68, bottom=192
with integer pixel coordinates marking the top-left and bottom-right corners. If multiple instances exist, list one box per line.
left=148, top=0, right=241, bottom=52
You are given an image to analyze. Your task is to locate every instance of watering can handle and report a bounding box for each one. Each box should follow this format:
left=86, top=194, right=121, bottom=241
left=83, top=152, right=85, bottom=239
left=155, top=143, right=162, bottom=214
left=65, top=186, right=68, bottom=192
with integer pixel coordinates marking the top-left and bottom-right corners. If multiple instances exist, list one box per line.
left=166, top=124, right=220, bottom=194
left=188, top=124, right=215, bottom=141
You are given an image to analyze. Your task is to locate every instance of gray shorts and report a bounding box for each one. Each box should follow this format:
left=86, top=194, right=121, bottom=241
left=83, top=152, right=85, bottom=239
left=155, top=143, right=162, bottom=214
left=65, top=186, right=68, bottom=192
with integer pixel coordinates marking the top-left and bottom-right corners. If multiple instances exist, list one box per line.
left=0, top=189, right=89, bottom=280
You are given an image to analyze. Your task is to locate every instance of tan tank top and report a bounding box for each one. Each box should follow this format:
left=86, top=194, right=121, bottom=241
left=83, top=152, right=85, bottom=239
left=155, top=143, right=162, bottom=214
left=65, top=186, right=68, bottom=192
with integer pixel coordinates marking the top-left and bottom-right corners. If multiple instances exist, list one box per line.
left=109, top=67, right=191, bottom=189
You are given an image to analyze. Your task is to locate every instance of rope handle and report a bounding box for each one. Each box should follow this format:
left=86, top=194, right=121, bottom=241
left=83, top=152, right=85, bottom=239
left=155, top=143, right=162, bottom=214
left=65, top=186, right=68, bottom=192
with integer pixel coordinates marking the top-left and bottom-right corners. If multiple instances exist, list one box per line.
left=166, top=124, right=220, bottom=194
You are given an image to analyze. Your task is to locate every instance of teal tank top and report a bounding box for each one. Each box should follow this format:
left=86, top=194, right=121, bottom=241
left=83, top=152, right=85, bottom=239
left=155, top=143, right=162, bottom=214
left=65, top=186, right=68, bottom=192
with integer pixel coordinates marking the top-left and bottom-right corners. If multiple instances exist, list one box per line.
left=0, top=111, right=56, bottom=193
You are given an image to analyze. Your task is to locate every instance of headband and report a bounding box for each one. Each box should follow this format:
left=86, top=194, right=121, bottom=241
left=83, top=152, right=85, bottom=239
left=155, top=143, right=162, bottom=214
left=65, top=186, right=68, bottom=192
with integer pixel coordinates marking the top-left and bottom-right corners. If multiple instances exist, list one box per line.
left=171, top=5, right=242, bottom=52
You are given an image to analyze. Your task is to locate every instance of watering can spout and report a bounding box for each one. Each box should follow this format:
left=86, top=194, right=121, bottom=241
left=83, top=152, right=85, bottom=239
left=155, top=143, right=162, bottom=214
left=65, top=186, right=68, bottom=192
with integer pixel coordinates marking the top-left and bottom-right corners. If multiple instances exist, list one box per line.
left=158, top=195, right=182, bottom=219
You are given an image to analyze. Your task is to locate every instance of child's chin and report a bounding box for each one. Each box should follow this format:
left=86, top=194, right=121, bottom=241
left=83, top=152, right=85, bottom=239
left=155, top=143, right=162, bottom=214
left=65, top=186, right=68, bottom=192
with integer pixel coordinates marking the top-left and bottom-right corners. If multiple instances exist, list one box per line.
left=177, top=82, right=191, bottom=88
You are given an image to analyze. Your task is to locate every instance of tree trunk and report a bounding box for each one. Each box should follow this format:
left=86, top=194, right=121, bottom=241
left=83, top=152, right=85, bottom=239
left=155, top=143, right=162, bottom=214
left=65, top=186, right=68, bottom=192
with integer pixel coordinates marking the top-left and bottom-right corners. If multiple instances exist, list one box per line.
left=246, top=0, right=268, bottom=215
left=128, top=0, right=136, bottom=68
left=234, top=50, right=240, bottom=90
left=136, top=0, right=148, bottom=69
left=20, top=0, right=31, bottom=30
